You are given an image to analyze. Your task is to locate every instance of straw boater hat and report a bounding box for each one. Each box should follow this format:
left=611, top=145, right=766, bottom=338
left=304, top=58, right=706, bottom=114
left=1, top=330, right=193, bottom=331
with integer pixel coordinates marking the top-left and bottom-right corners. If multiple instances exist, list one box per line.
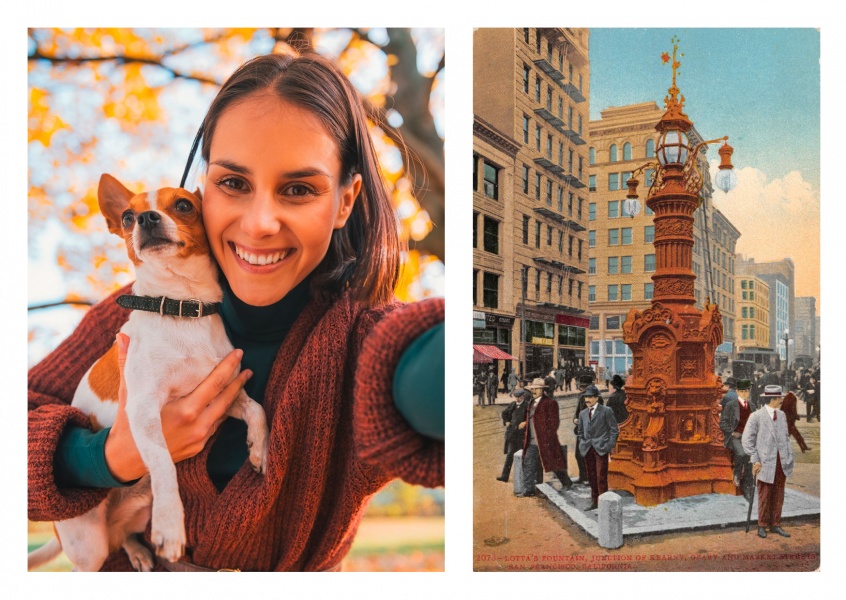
left=525, top=378, right=547, bottom=390
left=761, top=385, right=784, bottom=398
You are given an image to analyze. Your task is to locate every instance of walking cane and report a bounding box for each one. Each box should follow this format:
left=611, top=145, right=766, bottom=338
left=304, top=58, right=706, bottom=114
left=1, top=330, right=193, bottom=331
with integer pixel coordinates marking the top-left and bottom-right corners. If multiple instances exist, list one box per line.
left=744, top=466, right=757, bottom=533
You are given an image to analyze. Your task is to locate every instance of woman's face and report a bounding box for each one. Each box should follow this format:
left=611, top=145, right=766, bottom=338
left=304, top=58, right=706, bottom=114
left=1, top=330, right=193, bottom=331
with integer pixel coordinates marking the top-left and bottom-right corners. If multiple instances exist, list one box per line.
left=203, top=94, right=361, bottom=306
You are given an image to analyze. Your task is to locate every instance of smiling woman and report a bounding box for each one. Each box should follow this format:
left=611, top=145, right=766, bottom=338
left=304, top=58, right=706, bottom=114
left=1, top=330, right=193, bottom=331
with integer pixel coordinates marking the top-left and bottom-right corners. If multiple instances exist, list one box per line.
left=28, top=48, right=444, bottom=573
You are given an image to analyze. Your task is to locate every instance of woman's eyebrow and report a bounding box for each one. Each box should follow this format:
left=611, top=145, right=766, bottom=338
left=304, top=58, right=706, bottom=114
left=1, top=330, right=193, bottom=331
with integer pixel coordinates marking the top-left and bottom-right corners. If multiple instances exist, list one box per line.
left=210, top=160, right=251, bottom=175
left=283, top=167, right=333, bottom=179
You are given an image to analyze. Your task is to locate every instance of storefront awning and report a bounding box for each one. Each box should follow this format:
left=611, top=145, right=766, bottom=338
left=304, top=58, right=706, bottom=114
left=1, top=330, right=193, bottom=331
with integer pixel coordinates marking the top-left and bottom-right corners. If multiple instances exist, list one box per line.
left=473, top=345, right=517, bottom=363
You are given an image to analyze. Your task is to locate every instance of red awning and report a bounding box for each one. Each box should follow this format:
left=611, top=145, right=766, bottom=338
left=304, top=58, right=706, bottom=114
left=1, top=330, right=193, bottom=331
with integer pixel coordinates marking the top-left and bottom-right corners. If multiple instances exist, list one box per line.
left=473, top=344, right=517, bottom=363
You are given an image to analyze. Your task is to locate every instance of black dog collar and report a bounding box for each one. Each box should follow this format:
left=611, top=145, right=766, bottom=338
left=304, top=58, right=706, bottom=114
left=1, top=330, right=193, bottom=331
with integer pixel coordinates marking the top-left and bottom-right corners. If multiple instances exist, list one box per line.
left=116, top=294, right=220, bottom=318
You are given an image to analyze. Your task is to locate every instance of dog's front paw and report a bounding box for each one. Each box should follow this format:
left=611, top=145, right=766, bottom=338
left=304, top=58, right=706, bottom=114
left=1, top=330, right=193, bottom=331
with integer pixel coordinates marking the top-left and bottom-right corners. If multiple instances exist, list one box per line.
left=247, top=427, right=269, bottom=475
left=151, top=506, right=186, bottom=562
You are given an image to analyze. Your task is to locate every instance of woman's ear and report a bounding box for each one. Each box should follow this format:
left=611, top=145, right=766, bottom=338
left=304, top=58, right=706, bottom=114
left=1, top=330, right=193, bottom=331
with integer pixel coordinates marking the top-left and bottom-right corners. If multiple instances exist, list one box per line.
left=334, top=173, right=362, bottom=229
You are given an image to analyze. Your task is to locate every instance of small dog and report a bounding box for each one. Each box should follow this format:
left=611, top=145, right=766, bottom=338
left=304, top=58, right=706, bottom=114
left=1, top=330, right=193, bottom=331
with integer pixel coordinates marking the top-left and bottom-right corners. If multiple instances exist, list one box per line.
left=29, top=174, right=269, bottom=571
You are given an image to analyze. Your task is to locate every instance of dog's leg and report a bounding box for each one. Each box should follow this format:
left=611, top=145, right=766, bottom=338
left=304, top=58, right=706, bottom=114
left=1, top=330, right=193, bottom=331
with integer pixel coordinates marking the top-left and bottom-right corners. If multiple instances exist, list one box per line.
left=56, top=503, right=110, bottom=572
left=123, top=379, right=185, bottom=562
left=226, top=391, right=269, bottom=474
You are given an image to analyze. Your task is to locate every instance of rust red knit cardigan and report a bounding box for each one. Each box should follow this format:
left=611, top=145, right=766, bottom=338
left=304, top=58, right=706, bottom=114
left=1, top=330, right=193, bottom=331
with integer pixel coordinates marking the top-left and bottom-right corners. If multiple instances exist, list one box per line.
left=28, top=285, right=444, bottom=571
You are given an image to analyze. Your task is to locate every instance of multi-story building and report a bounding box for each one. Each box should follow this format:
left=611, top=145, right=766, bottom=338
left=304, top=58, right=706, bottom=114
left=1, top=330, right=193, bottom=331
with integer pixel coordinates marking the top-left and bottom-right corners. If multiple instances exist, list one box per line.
left=736, top=257, right=795, bottom=362
left=735, top=275, right=771, bottom=353
left=815, top=315, right=821, bottom=361
left=472, top=117, right=520, bottom=374
left=586, top=102, right=740, bottom=377
left=473, top=28, right=592, bottom=378
left=794, top=296, right=817, bottom=361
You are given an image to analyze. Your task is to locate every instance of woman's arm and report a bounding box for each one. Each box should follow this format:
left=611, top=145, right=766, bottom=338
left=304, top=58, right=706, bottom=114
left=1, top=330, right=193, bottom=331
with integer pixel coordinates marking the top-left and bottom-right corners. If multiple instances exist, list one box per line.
left=353, top=297, right=445, bottom=488
left=28, top=286, right=132, bottom=521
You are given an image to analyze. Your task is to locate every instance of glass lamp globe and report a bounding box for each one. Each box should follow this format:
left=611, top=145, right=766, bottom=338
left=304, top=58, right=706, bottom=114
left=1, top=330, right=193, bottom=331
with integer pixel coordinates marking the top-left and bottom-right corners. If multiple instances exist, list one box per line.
left=714, top=168, right=738, bottom=193
left=656, top=129, right=690, bottom=166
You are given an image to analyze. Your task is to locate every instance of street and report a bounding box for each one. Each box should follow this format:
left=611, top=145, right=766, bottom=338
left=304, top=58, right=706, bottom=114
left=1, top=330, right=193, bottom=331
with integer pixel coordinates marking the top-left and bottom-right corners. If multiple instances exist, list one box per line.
left=473, top=390, right=820, bottom=571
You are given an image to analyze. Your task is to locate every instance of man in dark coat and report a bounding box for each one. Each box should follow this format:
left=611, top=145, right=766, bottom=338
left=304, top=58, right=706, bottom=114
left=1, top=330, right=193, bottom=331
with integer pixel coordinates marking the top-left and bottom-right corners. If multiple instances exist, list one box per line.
left=781, top=391, right=809, bottom=452
left=486, top=368, right=498, bottom=406
left=577, top=385, right=619, bottom=510
left=606, top=374, right=628, bottom=424
left=572, top=373, right=600, bottom=483
left=497, top=382, right=530, bottom=482
left=719, top=378, right=753, bottom=489
left=720, top=376, right=738, bottom=410
left=519, top=378, right=571, bottom=496
left=806, top=374, right=819, bottom=422
left=474, top=371, right=486, bottom=407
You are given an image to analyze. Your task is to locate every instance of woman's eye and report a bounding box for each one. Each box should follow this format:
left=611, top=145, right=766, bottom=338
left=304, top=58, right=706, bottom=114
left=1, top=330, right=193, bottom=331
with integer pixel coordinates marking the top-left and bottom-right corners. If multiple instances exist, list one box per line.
left=175, top=199, right=193, bottom=213
left=219, top=177, right=247, bottom=192
left=285, top=183, right=315, bottom=197
left=121, top=211, right=135, bottom=228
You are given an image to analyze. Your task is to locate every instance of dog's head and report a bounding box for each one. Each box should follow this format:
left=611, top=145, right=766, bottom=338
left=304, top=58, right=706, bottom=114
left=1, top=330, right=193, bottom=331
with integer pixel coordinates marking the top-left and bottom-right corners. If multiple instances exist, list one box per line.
left=98, top=174, right=209, bottom=267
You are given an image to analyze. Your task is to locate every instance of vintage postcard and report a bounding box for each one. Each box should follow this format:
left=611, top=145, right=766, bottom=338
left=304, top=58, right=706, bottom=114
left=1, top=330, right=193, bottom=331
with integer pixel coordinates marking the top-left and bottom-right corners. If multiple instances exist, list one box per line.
left=472, top=27, right=820, bottom=571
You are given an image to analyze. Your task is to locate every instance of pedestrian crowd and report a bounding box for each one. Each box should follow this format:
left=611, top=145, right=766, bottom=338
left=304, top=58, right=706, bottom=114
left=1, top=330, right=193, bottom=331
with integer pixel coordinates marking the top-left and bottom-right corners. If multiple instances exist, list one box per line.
left=486, top=358, right=819, bottom=531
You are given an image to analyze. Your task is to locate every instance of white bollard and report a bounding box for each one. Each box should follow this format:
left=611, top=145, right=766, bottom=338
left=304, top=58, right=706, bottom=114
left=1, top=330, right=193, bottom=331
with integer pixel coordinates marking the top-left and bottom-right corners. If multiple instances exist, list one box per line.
left=598, top=491, right=624, bottom=548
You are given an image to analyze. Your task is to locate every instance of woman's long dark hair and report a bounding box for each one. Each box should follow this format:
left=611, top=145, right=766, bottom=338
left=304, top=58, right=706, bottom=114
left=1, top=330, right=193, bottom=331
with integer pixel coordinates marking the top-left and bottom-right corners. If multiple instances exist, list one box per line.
left=198, top=52, right=401, bottom=306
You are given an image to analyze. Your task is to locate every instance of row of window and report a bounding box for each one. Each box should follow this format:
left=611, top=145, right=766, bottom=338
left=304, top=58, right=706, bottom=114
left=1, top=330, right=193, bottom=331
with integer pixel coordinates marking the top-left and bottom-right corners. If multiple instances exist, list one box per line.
left=588, top=254, right=656, bottom=275
left=589, top=202, right=655, bottom=223
left=520, top=215, right=583, bottom=258
left=740, top=324, right=758, bottom=340
left=522, top=115, right=584, bottom=175
left=521, top=165, right=585, bottom=218
left=588, top=227, right=635, bottom=247
left=521, top=266, right=583, bottom=302
left=588, top=283, right=653, bottom=303
left=588, top=140, right=656, bottom=166
left=472, top=268, right=587, bottom=311
left=522, top=28, right=584, bottom=93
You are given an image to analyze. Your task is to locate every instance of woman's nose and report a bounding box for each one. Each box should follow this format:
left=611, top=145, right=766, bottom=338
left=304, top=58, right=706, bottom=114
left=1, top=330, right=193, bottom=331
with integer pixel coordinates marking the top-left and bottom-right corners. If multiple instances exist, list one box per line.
left=240, top=191, right=283, bottom=238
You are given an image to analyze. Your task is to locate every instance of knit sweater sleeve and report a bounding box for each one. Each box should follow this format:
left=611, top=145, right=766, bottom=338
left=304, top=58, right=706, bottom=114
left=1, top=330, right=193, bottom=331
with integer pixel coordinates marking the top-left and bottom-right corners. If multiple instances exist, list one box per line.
left=28, top=285, right=132, bottom=521
left=353, top=297, right=445, bottom=488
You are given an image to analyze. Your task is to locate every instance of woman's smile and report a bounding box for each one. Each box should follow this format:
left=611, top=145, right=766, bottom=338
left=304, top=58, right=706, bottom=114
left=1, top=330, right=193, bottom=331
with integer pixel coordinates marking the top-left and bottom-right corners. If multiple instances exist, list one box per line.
left=229, top=242, right=296, bottom=271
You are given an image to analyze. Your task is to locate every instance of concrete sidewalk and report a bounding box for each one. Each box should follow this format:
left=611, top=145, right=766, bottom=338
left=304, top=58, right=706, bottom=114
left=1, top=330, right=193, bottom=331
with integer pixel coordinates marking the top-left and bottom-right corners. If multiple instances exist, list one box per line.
left=536, top=479, right=820, bottom=541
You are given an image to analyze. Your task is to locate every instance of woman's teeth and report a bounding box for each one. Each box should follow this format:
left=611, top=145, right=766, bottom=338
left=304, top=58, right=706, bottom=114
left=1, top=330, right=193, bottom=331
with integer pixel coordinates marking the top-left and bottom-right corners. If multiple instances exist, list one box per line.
left=234, top=245, right=288, bottom=266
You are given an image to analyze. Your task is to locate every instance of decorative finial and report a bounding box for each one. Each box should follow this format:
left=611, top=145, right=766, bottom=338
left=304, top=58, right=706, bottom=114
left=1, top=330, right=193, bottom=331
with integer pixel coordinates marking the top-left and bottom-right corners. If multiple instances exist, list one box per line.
left=663, top=36, right=686, bottom=116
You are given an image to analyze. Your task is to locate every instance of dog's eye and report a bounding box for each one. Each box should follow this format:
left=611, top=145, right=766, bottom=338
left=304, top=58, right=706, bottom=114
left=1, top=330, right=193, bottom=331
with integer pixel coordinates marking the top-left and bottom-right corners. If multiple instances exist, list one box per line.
left=121, top=211, right=135, bottom=228
left=174, top=199, right=193, bottom=213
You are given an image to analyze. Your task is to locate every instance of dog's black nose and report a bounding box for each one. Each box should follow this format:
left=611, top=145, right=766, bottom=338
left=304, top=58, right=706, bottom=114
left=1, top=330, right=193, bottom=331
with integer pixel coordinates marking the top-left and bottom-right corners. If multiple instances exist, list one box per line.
left=137, top=211, right=162, bottom=229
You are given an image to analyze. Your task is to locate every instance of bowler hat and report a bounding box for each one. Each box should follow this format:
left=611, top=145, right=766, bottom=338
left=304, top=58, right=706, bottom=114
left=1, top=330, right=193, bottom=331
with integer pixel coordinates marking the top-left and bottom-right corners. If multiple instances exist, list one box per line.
left=736, top=379, right=751, bottom=391
left=525, top=378, right=547, bottom=390
left=761, top=385, right=784, bottom=397
left=724, top=376, right=737, bottom=388
left=584, top=385, right=600, bottom=397
left=578, top=374, right=595, bottom=386
left=611, top=374, right=625, bottom=389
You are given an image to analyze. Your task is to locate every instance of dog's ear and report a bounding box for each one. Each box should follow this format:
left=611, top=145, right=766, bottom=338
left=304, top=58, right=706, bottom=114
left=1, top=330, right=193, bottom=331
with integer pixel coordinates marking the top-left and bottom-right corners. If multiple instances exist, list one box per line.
left=98, top=174, right=134, bottom=236
left=193, top=187, right=203, bottom=202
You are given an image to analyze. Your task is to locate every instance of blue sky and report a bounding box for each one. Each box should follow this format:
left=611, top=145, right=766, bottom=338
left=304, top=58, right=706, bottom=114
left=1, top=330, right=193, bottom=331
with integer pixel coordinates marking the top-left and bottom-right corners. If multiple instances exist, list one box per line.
left=590, top=28, right=820, bottom=190
left=589, top=28, right=821, bottom=311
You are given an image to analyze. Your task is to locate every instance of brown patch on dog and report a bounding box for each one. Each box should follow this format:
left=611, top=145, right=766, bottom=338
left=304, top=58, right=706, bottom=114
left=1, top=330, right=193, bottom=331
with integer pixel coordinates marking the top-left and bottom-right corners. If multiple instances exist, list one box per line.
left=88, top=344, right=120, bottom=403
left=156, top=188, right=210, bottom=259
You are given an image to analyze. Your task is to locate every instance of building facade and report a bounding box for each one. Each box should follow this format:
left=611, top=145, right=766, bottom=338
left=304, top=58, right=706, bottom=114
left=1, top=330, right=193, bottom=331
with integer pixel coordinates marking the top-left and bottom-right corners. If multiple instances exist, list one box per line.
left=794, top=296, right=817, bottom=360
left=472, top=117, right=520, bottom=375
left=736, top=257, right=795, bottom=361
left=586, top=102, right=740, bottom=377
left=473, top=28, right=592, bottom=378
left=735, top=275, right=771, bottom=353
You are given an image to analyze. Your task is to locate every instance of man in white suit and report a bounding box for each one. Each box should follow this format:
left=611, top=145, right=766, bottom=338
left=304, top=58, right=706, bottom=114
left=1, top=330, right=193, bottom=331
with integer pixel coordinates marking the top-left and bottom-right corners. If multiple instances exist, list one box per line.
left=742, top=385, right=795, bottom=539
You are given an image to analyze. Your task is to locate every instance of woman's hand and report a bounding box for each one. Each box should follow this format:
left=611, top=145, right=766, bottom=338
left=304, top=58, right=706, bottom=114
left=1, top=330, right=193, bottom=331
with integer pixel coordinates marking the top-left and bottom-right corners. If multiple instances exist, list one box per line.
left=104, top=333, right=252, bottom=483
